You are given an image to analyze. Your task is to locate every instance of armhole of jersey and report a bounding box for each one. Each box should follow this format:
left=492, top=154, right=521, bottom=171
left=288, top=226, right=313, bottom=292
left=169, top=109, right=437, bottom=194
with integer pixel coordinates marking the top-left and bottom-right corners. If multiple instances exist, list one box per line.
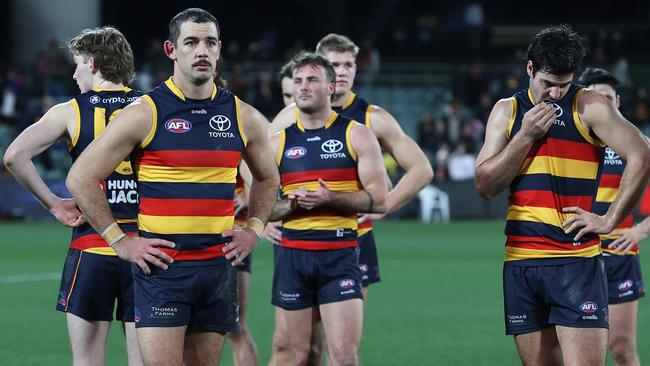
left=506, top=97, right=517, bottom=141
left=139, top=95, right=157, bottom=149
left=573, top=88, right=605, bottom=147
left=235, top=96, right=248, bottom=147
left=365, top=105, right=374, bottom=129
left=346, top=121, right=358, bottom=162
left=68, top=98, right=81, bottom=151
left=276, top=130, right=286, bottom=166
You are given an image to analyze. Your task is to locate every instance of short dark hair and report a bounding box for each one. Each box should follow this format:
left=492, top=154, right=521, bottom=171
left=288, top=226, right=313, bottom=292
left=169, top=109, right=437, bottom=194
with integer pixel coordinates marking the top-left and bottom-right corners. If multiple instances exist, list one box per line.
left=527, top=25, right=585, bottom=76
left=291, top=51, right=336, bottom=84
left=68, top=26, right=135, bottom=85
left=168, top=8, right=220, bottom=45
left=578, top=67, right=619, bottom=90
left=278, top=60, right=295, bottom=82
left=316, top=33, right=359, bottom=57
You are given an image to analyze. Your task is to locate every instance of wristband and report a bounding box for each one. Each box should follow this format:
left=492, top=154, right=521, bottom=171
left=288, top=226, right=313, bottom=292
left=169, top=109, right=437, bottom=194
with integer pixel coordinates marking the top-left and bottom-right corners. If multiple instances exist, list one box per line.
left=245, top=216, right=265, bottom=239
left=108, top=233, right=126, bottom=247
left=101, top=222, right=125, bottom=247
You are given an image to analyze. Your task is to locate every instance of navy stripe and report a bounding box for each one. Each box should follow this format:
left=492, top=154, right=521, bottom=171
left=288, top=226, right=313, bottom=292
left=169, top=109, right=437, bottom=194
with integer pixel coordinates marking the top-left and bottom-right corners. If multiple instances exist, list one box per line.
left=505, top=220, right=599, bottom=243
left=281, top=228, right=358, bottom=241
left=139, top=231, right=228, bottom=249
left=72, top=222, right=137, bottom=240
left=510, top=174, right=598, bottom=197
left=333, top=95, right=369, bottom=125
left=591, top=202, right=610, bottom=216
left=139, top=182, right=235, bottom=200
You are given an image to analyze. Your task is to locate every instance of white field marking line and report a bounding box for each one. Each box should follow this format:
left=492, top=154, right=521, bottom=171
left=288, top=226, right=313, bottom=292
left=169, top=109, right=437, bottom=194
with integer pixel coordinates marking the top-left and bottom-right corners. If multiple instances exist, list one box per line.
left=0, top=272, right=59, bottom=283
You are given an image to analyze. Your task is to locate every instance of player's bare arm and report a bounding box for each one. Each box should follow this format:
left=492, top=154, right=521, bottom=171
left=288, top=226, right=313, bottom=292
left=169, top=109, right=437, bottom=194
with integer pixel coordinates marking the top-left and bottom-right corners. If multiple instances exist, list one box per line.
left=66, top=99, right=175, bottom=274
left=369, top=106, right=433, bottom=212
left=222, top=101, right=280, bottom=265
left=562, top=90, right=650, bottom=240
left=267, top=131, right=299, bottom=222
left=475, top=98, right=556, bottom=199
left=268, top=103, right=297, bottom=136
left=297, top=123, right=387, bottom=213
left=4, top=102, right=83, bottom=227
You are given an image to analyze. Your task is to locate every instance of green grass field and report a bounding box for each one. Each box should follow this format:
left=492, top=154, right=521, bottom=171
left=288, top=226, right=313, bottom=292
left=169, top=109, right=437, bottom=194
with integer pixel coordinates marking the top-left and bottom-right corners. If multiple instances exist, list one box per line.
left=1, top=220, right=649, bottom=365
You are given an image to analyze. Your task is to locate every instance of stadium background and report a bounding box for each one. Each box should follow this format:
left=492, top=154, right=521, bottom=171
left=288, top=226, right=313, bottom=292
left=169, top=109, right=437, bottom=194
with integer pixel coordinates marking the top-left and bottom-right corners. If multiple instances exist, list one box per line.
left=0, top=0, right=649, bottom=364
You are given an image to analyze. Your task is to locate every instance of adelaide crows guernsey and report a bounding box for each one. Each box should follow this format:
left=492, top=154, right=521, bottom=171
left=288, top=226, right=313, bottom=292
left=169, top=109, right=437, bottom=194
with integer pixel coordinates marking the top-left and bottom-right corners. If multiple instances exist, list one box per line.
left=69, top=87, right=141, bottom=255
left=278, top=112, right=361, bottom=250
left=234, top=172, right=249, bottom=226
left=134, top=77, right=246, bottom=261
left=593, top=148, right=636, bottom=255
left=333, top=92, right=374, bottom=236
left=505, top=84, right=604, bottom=263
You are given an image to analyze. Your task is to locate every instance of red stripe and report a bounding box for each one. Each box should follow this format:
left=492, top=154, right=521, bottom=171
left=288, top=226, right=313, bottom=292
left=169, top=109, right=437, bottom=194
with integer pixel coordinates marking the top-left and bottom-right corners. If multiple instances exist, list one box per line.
left=358, top=219, right=373, bottom=229
left=509, top=190, right=593, bottom=210
left=160, top=244, right=226, bottom=261
left=135, top=150, right=242, bottom=168
left=281, top=168, right=358, bottom=186
left=619, top=215, right=634, bottom=230
left=599, top=174, right=622, bottom=189
left=506, top=235, right=600, bottom=250
left=70, top=232, right=137, bottom=250
left=280, top=239, right=358, bottom=250
left=140, top=198, right=234, bottom=216
left=527, top=138, right=600, bottom=162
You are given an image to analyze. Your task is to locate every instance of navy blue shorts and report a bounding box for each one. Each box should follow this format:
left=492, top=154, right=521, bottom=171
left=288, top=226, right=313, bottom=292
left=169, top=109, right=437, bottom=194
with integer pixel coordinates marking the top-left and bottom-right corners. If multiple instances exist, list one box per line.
left=236, top=253, right=252, bottom=273
left=604, top=254, right=645, bottom=304
left=503, top=256, right=609, bottom=335
left=56, top=248, right=134, bottom=322
left=358, top=231, right=381, bottom=287
left=132, top=258, right=239, bottom=333
left=272, top=246, right=363, bottom=310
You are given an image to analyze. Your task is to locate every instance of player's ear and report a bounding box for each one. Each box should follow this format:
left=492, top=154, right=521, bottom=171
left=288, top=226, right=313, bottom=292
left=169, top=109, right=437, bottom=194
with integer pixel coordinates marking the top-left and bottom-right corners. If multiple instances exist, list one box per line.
left=164, top=40, right=176, bottom=61
left=526, top=60, right=534, bottom=78
left=88, top=57, right=98, bottom=75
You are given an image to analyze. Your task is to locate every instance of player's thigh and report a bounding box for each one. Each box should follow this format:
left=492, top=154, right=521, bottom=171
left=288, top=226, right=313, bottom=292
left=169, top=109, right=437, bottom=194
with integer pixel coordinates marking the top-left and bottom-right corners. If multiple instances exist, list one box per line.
left=556, top=326, right=607, bottom=366
left=319, top=299, right=363, bottom=351
left=184, top=331, right=226, bottom=366
left=513, top=327, right=561, bottom=366
left=281, top=307, right=316, bottom=349
left=66, top=313, right=111, bottom=349
left=608, top=301, right=638, bottom=348
left=236, top=270, right=251, bottom=322
left=136, top=326, right=187, bottom=366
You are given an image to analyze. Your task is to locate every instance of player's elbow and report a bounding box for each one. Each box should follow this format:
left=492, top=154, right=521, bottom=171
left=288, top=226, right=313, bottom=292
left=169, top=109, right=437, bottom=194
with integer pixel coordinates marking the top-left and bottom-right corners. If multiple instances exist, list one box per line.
left=3, top=147, right=17, bottom=171
left=65, top=165, right=84, bottom=197
left=421, top=162, right=434, bottom=185
left=474, top=170, right=496, bottom=200
left=371, top=190, right=387, bottom=213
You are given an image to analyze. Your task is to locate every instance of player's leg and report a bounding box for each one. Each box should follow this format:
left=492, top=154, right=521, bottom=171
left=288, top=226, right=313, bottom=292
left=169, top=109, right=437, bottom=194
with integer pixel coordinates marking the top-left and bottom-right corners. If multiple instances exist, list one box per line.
left=513, top=328, right=562, bottom=366
left=117, top=255, right=143, bottom=366
left=122, top=322, right=143, bottom=366
left=137, top=326, right=187, bottom=366
left=184, top=331, right=227, bottom=366
left=556, top=327, right=607, bottom=366
left=608, top=301, right=639, bottom=366
left=307, top=312, right=325, bottom=366
left=319, top=299, right=364, bottom=366
left=282, top=307, right=318, bottom=365
left=229, top=268, right=259, bottom=366
left=269, top=307, right=293, bottom=366
left=66, top=314, right=111, bottom=366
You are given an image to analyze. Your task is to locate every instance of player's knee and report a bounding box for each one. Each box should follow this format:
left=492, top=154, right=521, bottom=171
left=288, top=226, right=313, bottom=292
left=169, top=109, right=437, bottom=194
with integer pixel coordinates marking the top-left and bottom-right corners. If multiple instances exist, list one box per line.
left=328, top=344, right=359, bottom=366
left=609, top=336, right=637, bottom=364
left=272, top=332, right=291, bottom=354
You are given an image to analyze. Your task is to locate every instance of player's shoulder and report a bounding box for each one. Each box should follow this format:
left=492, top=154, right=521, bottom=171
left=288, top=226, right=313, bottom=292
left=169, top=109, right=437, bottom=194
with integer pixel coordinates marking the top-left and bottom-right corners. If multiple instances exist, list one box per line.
left=269, top=103, right=297, bottom=134
left=45, top=100, right=76, bottom=121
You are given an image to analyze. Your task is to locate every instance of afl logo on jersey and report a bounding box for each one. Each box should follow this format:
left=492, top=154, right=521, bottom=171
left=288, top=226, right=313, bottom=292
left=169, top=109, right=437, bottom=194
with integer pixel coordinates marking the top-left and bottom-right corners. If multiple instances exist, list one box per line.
left=165, top=119, right=192, bottom=133
left=285, top=146, right=307, bottom=159
left=579, top=301, right=598, bottom=313
left=90, top=95, right=101, bottom=104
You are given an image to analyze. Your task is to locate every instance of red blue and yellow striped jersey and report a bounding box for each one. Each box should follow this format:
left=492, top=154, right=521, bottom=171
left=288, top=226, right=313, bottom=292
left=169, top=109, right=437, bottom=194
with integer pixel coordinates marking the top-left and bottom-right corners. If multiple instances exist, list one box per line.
left=505, top=84, right=604, bottom=263
left=134, top=77, right=246, bottom=261
left=593, top=147, right=636, bottom=255
left=234, top=173, right=248, bottom=226
left=69, top=88, right=141, bottom=255
left=278, top=112, right=361, bottom=250
left=333, top=92, right=375, bottom=236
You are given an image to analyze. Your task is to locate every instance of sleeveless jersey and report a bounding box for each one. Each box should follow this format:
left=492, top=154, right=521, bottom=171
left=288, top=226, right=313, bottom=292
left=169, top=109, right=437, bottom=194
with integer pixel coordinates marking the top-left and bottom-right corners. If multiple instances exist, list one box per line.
left=333, top=92, right=375, bottom=236
left=69, top=87, right=141, bottom=255
left=134, top=77, right=246, bottom=261
left=277, top=112, right=361, bottom=250
left=505, top=84, right=604, bottom=262
left=593, top=147, right=636, bottom=255
left=234, top=172, right=249, bottom=226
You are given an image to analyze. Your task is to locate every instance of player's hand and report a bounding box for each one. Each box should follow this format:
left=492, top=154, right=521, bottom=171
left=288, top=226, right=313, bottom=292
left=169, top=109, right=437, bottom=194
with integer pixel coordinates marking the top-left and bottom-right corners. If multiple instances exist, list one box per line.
left=358, top=213, right=385, bottom=223
left=520, top=102, right=556, bottom=142
left=296, top=179, right=331, bottom=210
left=263, top=221, right=282, bottom=245
left=609, top=225, right=648, bottom=254
left=112, top=235, right=175, bottom=275
left=49, top=198, right=84, bottom=227
left=561, top=207, right=612, bottom=242
left=233, top=193, right=248, bottom=217
left=222, top=224, right=259, bottom=266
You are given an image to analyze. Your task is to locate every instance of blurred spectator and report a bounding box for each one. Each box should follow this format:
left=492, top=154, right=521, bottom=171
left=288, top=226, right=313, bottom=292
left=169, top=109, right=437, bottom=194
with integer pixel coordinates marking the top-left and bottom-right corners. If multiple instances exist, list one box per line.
left=447, top=139, right=476, bottom=181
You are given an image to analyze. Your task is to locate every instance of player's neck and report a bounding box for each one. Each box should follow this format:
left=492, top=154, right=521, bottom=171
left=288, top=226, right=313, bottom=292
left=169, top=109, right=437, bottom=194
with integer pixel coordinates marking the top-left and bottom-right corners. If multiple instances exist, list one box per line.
left=92, top=77, right=124, bottom=90
left=332, top=90, right=353, bottom=107
left=299, top=108, right=334, bottom=130
left=172, top=72, right=214, bottom=100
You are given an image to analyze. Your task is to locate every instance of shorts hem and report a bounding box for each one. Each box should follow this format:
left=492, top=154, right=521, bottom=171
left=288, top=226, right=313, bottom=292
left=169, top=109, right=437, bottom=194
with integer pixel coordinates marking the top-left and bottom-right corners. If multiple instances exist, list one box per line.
left=318, top=295, right=364, bottom=306
left=609, top=293, right=645, bottom=305
left=362, top=278, right=381, bottom=287
left=271, top=301, right=315, bottom=311
left=56, top=307, right=114, bottom=322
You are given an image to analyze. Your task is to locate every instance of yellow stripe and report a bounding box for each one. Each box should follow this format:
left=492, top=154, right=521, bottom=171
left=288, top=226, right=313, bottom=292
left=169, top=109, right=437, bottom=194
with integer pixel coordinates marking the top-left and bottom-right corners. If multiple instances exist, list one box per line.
left=358, top=227, right=372, bottom=236
left=116, top=218, right=138, bottom=224
left=325, top=112, right=338, bottom=129
left=341, top=92, right=356, bottom=109
left=505, top=245, right=601, bottom=261
left=69, top=99, right=81, bottom=150
left=595, top=187, right=618, bottom=203
left=602, top=248, right=638, bottom=256
left=139, top=214, right=234, bottom=234
left=235, top=96, right=247, bottom=147
left=136, top=165, right=236, bottom=183
left=527, top=89, right=536, bottom=105
left=519, top=156, right=599, bottom=179
left=506, top=97, right=517, bottom=140
left=234, top=219, right=246, bottom=226
left=345, top=120, right=357, bottom=162
left=211, top=84, right=217, bottom=100
left=284, top=216, right=357, bottom=231
left=573, top=88, right=604, bottom=147
left=365, top=105, right=373, bottom=128
left=92, top=87, right=131, bottom=92
left=139, top=95, right=157, bottom=149
left=276, top=130, right=286, bottom=166
left=164, top=77, right=185, bottom=101
left=83, top=247, right=117, bottom=256
left=506, top=205, right=565, bottom=228
left=94, top=107, right=106, bottom=137
left=283, top=180, right=361, bottom=194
